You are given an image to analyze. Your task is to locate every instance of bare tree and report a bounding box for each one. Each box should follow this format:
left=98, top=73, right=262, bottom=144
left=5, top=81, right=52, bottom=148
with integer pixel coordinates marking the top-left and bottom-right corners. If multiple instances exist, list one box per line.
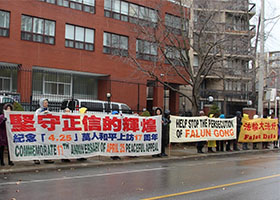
left=118, top=0, right=252, bottom=114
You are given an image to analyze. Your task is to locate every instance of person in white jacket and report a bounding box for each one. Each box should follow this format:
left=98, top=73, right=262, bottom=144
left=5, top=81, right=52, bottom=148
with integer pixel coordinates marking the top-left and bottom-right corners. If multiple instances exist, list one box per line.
left=34, top=98, right=54, bottom=164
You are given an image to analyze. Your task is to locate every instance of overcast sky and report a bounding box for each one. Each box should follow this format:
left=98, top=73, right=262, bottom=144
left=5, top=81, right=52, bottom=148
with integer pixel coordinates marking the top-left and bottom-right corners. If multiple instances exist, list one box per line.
left=252, top=0, right=280, bottom=52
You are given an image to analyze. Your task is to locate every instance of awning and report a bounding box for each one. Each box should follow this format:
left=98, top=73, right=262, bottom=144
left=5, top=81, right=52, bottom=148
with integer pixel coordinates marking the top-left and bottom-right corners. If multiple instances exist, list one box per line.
left=32, top=66, right=108, bottom=77
left=0, top=62, right=21, bottom=69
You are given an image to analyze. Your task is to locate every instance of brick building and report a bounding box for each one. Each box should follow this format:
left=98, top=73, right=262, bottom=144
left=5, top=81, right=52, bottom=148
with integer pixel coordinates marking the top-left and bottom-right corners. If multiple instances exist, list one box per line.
left=180, top=0, right=256, bottom=116
left=0, top=0, right=189, bottom=114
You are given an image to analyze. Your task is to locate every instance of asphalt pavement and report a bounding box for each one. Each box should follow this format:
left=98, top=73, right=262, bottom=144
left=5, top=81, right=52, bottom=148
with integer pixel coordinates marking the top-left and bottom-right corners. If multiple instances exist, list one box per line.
left=1, top=143, right=279, bottom=174
left=1, top=151, right=280, bottom=200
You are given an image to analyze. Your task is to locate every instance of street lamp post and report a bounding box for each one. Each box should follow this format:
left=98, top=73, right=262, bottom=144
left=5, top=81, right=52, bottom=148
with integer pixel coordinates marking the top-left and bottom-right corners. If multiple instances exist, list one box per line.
left=106, top=92, right=111, bottom=114
left=208, top=96, right=214, bottom=104
left=247, top=100, right=252, bottom=107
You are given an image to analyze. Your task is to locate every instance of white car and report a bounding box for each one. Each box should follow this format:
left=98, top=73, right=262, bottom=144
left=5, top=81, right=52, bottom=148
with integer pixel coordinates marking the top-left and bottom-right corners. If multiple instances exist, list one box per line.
left=0, top=96, right=14, bottom=104
left=61, top=99, right=132, bottom=114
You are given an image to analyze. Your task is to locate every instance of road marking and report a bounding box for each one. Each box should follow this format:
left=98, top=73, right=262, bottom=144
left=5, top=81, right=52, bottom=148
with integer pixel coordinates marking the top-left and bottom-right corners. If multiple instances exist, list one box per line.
left=142, top=173, right=280, bottom=200
left=0, top=167, right=166, bottom=186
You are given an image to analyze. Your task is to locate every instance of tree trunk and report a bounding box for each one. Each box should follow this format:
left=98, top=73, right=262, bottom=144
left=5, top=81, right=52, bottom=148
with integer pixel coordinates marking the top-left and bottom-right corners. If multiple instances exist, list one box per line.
left=192, top=85, right=200, bottom=115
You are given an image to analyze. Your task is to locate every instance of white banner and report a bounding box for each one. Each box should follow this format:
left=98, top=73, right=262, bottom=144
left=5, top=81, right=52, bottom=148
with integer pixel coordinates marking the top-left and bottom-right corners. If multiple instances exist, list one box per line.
left=5, top=111, right=162, bottom=161
left=170, top=116, right=237, bottom=143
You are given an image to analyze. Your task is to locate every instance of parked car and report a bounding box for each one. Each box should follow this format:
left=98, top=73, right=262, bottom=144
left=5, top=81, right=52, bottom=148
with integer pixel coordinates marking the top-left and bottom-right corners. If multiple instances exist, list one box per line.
left=61, top=99, right=132, bottom=114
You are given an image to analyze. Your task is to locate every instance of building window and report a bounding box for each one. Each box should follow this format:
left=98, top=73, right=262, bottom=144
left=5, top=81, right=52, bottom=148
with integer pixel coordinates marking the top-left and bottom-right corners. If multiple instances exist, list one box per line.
left=193, top=55, right=199, bottom=67
left=44, top=73, right=72, bottom=96
left=21, top=15, right=55, bottom=44
left=103, top=32, right=128, bottom=56
left=0, top=68, right=17, bottom=92
left=136, top=39, right=157, bottom=61
left=165, top=46, right=185, bottom=66
left=32, top=69, right=98, bottom=100
left=165, top=13, right=188, bottom=35
left=104, top=0, right=157, bottom=27
left=0, top=10, right=10, bottom=37
left=38, top=0, right=95, bottom=14
left=65, top=24, right=95, bottom=51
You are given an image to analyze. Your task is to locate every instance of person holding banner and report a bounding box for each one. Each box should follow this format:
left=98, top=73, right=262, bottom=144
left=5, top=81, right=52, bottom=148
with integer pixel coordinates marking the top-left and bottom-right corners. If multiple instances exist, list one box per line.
left=241, top=114, right=250, bottom=150
left=233, top=111, right=242, bottom=151
left=0, top=103, right=14, bottom=166
left=153, top=107, right=163, bottom=157
left=161, top=109, right=171, bottom=156
left=197, top=111, right=206, bottom=153
left=34, top=98, right=54, bottom=164
left=207, top=114, right=216, bottom=153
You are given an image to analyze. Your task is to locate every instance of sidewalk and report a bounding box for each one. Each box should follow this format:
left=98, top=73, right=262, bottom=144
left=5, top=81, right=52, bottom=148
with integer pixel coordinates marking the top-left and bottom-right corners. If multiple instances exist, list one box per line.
left=1, top=144, right=279, bottom=174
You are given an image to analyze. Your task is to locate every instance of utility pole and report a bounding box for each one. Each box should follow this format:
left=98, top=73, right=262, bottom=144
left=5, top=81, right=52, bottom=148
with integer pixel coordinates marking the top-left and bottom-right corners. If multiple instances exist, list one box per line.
left=258, top=0, right=265, bottom=117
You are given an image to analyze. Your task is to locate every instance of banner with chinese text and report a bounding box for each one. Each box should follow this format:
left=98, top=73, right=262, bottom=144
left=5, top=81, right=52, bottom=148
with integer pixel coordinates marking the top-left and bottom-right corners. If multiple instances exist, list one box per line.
left=5, top=111, right=162, bottom=161
left=238, top=118, right=278, bottom=142
left=170, top=116, right=237, bottom=143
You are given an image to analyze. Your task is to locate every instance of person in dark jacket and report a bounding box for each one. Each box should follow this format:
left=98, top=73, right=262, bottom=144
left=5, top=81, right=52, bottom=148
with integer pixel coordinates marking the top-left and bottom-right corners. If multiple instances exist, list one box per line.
left=233, top=111, right=242, bottom=151
left=0, top=103, right=14, bottom=166
left=161, top=109, right=171, bottom=156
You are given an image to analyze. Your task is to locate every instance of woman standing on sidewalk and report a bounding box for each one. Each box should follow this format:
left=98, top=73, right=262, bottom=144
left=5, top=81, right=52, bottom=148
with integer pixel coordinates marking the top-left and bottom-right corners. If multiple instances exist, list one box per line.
left=34, top=98, right=54, bottom=164
left=0, top=103, right=14, bottom=166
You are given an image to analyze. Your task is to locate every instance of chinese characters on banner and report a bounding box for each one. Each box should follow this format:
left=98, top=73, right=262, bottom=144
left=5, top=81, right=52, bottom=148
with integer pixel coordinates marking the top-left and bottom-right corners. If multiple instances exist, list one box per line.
left=170, top=116, right=237, bottom=143
left=5, top=111, right=162, bottom=161
left=238, top=118, right=278, bottom=142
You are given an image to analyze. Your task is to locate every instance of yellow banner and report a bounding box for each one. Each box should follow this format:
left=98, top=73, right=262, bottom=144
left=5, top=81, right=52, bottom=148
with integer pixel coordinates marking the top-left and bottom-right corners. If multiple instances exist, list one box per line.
left=238, top=118, right=278, bottom=142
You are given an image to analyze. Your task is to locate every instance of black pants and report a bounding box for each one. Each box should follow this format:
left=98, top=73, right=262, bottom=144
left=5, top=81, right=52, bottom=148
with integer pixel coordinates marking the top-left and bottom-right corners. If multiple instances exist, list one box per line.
left=226, top=141, right=232, bottom=151
left=216, top=141, right=224, bottom=151
left=161, top=138, right=167, bottom=154
left=197, top=141, right=205, bottom=152
left=0, top=146, right=11, bottom=165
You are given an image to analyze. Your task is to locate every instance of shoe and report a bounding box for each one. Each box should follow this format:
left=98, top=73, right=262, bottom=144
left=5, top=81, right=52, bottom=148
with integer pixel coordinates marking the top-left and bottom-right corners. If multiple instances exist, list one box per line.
left=1, top=162, right=4, bottom=166
left=77, top=158, right=87, bottom=161
left=208, top=150, right=215, bottom=153
left=234, top=148, right=240, bottom=151
left=111, top=156, right=121, bottom=160
left=161, top=153, right=168, bottom=157
left=226, top=149, right=232, bottom=152
left=44, top=160, right=54, bottom=164
left=274, top=146, right=278, bottom=149
left=8, top=161, right=14, bottom=166
left=34, top=160, right=40, bottom=165
left=61, top=159, right=71, bottom=162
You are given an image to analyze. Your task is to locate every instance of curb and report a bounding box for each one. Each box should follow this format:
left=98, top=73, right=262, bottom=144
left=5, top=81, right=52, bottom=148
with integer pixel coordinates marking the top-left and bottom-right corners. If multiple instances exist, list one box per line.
left=1, top=149, right=279, bottom=174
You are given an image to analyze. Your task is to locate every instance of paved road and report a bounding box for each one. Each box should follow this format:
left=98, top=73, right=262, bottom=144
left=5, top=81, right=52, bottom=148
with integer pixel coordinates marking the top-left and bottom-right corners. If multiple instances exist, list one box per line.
left=0, top=151, right=280, bottom=200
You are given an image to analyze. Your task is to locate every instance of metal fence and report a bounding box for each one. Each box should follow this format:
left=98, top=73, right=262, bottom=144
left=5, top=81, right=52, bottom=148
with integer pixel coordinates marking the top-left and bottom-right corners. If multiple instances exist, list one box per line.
left=0, top=66, right=146, bottom=114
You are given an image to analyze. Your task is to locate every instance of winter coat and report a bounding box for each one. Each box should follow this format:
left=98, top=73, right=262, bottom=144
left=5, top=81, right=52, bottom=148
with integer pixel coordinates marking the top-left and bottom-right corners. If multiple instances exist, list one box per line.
left=162, top=116, right=171, bottom=145
left=35, top=98, right=49, bottom=115
left=0, top=114, right=8, bottom=146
